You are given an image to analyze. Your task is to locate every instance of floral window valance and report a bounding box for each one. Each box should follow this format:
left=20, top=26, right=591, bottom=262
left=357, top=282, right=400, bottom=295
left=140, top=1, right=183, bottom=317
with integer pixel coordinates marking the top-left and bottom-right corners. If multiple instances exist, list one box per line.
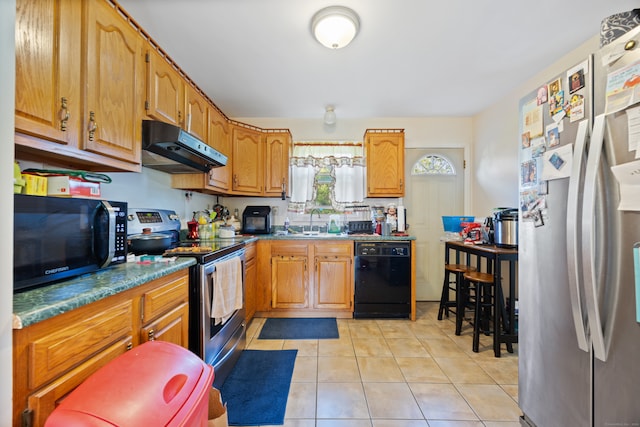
left=289, top=141, right=365, bottom=213
left=290, top=142, right=365, bottom=167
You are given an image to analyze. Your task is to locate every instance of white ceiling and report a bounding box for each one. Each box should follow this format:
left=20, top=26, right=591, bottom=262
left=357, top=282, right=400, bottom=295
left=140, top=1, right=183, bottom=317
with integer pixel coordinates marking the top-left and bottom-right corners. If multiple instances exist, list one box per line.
left=118, top=0, right=639, bottom=120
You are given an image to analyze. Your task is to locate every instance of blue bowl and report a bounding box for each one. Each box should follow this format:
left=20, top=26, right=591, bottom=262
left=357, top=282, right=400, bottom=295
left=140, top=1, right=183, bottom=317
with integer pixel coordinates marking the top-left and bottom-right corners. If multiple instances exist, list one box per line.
left=442, top=216, right=474, bottom=232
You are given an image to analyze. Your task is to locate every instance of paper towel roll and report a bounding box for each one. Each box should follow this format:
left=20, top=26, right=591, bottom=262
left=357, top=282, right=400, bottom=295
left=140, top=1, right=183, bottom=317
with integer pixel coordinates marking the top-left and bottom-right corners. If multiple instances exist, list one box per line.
left=397, top=205, right=406, bottom=232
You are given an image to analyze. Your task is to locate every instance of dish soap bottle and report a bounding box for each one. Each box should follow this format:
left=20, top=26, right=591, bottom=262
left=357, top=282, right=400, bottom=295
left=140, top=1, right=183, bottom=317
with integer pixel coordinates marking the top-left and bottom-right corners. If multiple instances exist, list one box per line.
left=284, top=217, right=290, bottom=234
left=328, top=214, right=341, bottom=233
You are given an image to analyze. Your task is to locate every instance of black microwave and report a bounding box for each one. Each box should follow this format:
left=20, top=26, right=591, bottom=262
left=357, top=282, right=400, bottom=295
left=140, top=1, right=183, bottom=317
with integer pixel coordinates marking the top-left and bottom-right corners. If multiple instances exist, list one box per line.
left=241, top=206, right=271, bottom=234
left=14, top=194, right=128, bottom=292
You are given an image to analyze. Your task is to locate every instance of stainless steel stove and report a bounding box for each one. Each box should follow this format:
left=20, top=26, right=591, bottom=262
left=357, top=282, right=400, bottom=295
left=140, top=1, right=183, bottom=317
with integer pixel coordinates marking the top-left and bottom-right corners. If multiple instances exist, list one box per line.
left=127, top=208, right=247, bottom=387
left=127, top=208, right=181, bottom=249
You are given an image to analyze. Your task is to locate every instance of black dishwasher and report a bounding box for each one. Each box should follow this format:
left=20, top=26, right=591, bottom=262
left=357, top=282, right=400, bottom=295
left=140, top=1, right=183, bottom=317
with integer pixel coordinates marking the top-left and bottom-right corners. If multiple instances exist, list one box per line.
left=354, top=241, right=411, bottom=318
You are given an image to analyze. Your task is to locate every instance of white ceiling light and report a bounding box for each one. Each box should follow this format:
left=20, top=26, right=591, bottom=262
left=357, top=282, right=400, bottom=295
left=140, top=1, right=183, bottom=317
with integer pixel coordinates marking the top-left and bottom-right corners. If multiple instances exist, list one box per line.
left=324, top=106, right=336, bottom=125
left=311, top=6, right=360, bottom=49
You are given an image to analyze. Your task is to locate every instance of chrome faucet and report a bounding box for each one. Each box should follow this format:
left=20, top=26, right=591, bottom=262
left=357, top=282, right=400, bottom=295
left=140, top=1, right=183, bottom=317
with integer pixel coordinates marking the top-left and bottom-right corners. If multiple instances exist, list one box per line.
left=309, top=208, right=322, bottom=230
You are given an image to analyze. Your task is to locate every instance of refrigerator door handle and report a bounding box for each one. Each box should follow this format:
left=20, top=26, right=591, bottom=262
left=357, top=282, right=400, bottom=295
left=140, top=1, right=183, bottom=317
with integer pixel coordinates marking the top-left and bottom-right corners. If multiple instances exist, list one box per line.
left=582, top=114, right=608, bottom=361
left=566, top=119, right=590, bottom=352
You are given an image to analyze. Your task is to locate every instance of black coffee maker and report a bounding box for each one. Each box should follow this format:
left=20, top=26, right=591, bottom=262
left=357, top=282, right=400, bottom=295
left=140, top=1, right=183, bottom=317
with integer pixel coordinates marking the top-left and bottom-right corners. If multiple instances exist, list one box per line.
left=483, top=216, right=495, bottom=244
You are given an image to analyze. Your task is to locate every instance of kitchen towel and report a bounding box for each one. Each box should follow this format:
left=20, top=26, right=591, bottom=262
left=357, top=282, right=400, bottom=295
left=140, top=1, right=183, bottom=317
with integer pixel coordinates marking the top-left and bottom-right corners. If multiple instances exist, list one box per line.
left=210, top=256, right=243, bottom=325
left=258, top=317, right=339, bottom=339
left=220, top=349, right=297, bottom=426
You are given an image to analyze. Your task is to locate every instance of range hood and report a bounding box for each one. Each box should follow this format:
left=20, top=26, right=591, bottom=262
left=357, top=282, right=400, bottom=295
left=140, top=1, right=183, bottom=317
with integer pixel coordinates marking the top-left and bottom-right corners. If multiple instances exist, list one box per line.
left=141, top=120, right=228, bottom=174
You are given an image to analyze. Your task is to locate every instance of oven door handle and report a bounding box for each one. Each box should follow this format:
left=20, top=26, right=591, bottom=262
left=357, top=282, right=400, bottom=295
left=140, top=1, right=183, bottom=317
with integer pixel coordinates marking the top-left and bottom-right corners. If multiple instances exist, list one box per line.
left=203, top=264, right=214, bottom=320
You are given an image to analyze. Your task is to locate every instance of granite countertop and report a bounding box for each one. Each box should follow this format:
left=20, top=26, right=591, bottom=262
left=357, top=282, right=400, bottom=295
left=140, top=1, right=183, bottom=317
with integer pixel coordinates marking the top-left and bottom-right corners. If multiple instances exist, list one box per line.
left=13, top=258, right=196, bottom=329
left=257, top=233, right=415, bottom=241
left=13, top=234, right=411, bottom=329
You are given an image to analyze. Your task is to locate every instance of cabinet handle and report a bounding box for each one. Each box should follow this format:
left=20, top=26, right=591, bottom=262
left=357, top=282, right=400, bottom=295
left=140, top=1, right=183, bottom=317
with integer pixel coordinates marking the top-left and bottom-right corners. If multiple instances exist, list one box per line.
left=88, top=111, right=98, bottom=141
left=59, top=97, right=70, bottom=131
left=399, top=179, right=403, bottom=189
left=148, top=329, right=155, bottom=341
left=233, top=174, right=238, bottom=189
left=126, top=342, right=133, bottom=350
left=178, top=110, right=183, bottom=127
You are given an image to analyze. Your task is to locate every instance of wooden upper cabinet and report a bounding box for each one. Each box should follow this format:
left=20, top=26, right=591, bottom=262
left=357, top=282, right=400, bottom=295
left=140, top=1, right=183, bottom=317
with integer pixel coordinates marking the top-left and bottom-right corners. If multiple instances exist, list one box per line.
left=145, top=48, right=185, bottom=127
left=184, top=85, right=208, bottom=142
left=207, top=107, right=231, bottom=191
left=231, top=125, right=264, bottom=195
left=83, top=0, right=144, bottom=165
left=15, top=0, right=81, bottom=145
left=264, top=132, right=290, bottom=197
left=365, top=129, right=405, bottom=197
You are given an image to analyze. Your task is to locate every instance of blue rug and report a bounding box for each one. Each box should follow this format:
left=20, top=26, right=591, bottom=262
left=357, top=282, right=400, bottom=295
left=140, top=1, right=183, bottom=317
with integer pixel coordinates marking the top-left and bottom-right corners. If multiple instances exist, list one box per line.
left=220, top=350, right=297, bottom=426
left=258, top=317, right=339, bottom=340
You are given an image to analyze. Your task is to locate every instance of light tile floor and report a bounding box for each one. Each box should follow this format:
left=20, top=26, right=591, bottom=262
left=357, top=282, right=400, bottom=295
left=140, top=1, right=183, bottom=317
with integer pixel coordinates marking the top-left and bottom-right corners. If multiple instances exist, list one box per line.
left=241, top=302, right=521, bottom=427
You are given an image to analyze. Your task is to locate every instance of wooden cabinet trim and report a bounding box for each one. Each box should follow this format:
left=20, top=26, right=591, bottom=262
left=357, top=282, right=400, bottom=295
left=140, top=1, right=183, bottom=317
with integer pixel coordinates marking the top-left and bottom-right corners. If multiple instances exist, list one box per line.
left=26, top=337, right=132, bottom=427
left=141, top=274, right=188, bottom=322
left=28, top=299, right=133, bottom=390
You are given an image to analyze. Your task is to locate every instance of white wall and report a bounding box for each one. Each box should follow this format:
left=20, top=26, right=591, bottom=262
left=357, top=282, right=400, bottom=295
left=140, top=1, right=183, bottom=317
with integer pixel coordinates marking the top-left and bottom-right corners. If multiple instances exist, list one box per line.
left=471, top=35, right=600, bottom=216
left=2, top=1, right=16, bottom=425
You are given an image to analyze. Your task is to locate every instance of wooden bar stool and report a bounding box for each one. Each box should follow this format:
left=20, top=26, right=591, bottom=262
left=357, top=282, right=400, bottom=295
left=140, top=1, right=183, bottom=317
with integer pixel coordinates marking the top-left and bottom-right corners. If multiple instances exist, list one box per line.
left=464, top=271, right=497, bottom=353
left=438, top=263, right=477, bottom=335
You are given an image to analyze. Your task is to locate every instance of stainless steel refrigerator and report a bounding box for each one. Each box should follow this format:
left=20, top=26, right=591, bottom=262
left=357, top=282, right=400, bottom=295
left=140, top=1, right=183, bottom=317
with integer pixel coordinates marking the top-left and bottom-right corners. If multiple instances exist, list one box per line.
left=518, top=25, right=640, bottom=427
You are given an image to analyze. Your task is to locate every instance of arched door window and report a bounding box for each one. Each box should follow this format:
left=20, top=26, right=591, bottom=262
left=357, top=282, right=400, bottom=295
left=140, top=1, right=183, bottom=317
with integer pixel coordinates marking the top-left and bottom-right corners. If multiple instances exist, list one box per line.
left=411, top=154, right=456, bottom=175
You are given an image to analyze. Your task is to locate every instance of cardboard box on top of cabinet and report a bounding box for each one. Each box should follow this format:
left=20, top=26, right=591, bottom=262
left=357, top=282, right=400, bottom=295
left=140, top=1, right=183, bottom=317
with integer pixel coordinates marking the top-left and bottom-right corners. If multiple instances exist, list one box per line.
left=21, top=173, right=47, bottom=196
left=47, top=175, right=101, bottom=198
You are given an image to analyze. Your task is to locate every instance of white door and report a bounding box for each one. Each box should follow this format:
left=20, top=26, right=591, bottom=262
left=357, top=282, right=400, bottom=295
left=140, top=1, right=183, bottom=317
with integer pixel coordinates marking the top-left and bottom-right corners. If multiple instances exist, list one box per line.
left=404, top=148, right=465, bottom=301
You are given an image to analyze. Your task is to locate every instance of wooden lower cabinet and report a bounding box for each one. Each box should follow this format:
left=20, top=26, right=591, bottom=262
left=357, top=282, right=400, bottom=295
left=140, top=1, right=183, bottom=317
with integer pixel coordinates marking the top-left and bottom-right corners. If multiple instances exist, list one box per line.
left=25, top=338, right=132, bottom=427
left=314, top=242, right=353, bottom=311
left=258, top=240, right=353, bottom=317
left=13, top=270, right=189, bottom=427
left=272, top=256, right=309, bottom=309
left=244, top=241, right=258, bottom=322
left=140, top=302, right=189, bottom=345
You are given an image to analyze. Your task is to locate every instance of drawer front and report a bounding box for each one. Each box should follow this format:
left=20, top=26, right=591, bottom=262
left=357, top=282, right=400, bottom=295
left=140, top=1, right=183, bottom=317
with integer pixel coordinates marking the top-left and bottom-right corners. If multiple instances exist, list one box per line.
left=245, top=241, right=257, bottom=260
left=29, top=300, right=133, bottom=389
left=27, top=337, right=132, bottom=427
left=141, top=302, right=189, bottom=347
left=314, top=242, right=352, bottom=256
left=270, top=241, right=308, bottom=257
left=142, top=274, right=189, bottom=322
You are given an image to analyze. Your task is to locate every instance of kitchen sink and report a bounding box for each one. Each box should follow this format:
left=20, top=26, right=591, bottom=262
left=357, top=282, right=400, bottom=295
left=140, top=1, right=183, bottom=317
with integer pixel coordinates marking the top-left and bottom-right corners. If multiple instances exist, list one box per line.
left=285, top=231, right=347, bottom=238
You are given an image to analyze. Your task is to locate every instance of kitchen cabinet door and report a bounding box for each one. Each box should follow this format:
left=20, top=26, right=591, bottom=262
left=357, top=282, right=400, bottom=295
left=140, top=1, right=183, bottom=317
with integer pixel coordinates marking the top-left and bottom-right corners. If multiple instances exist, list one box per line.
left=232, top=125, right=264, bottom=195
left=184, top=84, right=208, bottom=142
left=145, top=48, right=185, bottom=126
left=271, top=256, right=309, bottom=309
left=139, top=272, right=189, bottom=345
left=313, top=242, right=353, bottom=311
left=25, top=338, right=131, bottom=427
left=264, top=132, right=290, bottom=197
left=140, top=302, right=189, bottom=346
left=365, top=130, right=405, bottom=197
left=15, top=0, right=81, bottom=146
left=207, top=107, right=232, bottom=191
left=84, top=0, right=144, bottom=165
left=244, top=241, right=258, bottom=322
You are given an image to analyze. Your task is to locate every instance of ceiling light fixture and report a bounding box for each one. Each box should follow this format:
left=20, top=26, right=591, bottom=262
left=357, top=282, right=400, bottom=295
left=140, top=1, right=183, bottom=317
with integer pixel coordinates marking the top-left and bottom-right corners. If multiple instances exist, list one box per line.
left=324, top=106, right=336, bottom=125
left=311, top=6, right=360, bottom=49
